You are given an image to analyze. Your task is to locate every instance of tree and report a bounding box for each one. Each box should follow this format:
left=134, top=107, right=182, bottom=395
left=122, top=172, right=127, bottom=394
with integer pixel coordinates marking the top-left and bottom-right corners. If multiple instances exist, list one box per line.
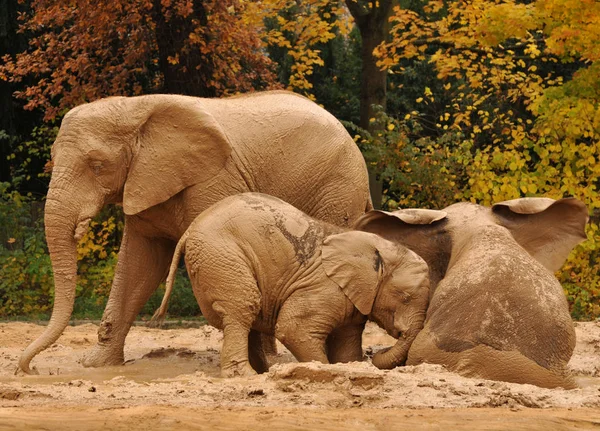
left=375, top=0, right=600, bottom=318
left=0, top=0, right=278, bottom=120
left=345, top=0, right=398, bottom=130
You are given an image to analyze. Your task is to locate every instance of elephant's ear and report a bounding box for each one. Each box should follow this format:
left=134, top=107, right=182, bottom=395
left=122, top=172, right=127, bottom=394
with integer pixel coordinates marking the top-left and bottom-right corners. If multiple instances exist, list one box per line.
left=493, top=197, right=588, bottom=271
left=353, top=208, right=447, bottom=229
left=321, top=231, right=387, bottom=315
left=123, top=98, right=232, bottom=215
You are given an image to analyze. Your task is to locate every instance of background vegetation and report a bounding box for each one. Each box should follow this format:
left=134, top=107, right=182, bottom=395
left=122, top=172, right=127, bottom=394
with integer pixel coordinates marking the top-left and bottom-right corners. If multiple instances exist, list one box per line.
left=1, top=0, right=598, bottom=320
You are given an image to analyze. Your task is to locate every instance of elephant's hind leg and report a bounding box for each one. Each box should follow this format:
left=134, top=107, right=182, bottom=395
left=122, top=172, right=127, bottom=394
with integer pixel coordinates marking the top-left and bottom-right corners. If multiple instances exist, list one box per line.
left=407, top=326, right=577, bottom=389
left=220, top=323, right=257, bottom=377
left=216, top=302, right=261, bottom=377
left=207, top=283, right=263, bottom=377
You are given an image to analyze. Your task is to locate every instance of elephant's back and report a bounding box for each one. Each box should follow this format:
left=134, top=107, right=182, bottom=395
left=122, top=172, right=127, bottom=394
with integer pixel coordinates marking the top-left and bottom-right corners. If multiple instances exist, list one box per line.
left=424, top=240, right=575, bottom=373
left=186, top=193, right=341, bottom=297
left=205, top=92, right=371, bottom=228
left=188, top=193, right=341, bottom=252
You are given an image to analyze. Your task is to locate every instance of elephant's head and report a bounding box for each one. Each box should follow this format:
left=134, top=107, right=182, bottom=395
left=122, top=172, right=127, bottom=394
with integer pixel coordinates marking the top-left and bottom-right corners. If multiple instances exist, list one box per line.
left=321, top=231, right=430, bottom=369
left=19, top=95, right=233, bottom=373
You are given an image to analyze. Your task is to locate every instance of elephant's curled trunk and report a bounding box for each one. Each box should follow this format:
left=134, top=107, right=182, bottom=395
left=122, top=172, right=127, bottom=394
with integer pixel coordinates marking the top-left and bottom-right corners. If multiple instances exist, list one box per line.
left=18, top=206, right=89, bottom=374
left=371, top=325, right=423, bottom=370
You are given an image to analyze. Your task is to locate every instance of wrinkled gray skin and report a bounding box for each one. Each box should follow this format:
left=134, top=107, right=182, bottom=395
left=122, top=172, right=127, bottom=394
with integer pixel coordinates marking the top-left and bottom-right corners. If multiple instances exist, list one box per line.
left=355, top=197, right=588, bottom=389
left=19, top=91, right=373, bottom=374
left=152, top=193, right=430, bottom=377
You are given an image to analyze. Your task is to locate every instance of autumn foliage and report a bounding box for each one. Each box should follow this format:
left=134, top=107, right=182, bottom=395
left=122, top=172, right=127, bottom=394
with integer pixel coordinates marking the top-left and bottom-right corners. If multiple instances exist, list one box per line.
left=1, top=0, right=598, bottom=319
left=1, top=0, right=279, bottom=120
left=374, top=0, right=600, bottom=318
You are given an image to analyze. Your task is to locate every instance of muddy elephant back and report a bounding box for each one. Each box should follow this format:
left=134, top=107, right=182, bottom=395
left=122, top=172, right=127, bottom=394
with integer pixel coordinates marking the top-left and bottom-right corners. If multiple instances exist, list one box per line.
left=427, top=244, right=574, bottom=365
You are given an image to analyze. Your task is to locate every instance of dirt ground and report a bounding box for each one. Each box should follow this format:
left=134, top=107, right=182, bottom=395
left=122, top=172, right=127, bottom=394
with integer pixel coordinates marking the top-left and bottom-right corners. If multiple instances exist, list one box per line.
left=1, top=321, right=599, bottom=430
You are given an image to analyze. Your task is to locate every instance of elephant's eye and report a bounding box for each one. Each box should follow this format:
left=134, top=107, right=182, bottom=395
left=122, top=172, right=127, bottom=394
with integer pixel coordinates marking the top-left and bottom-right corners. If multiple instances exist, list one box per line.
left=399, top=293, right=411, bottom=304
left=90, top=160, right=103, bottom=175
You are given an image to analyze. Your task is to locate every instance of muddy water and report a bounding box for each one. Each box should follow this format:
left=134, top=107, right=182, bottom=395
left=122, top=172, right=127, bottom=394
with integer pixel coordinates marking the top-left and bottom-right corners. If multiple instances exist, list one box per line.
left=1, top=321, right=600, bottom=430
left=1, top=350, right=220, bottom=386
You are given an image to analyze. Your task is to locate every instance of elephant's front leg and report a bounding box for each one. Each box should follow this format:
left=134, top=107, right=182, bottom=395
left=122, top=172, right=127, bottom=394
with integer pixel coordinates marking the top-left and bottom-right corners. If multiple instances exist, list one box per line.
left=275, top=301, right=330, bottom=364
left=82, top=225, right=175, bottom=367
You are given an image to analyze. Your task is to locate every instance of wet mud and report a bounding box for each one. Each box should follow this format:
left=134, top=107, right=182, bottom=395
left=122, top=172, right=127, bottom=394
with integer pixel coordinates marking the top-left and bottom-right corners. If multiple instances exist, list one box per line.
left=1, top=321, right=599, bottom=430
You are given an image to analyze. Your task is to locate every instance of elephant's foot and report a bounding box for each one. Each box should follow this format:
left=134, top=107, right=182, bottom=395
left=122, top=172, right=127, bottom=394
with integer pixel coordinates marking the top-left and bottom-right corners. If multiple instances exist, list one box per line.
left=81, top=343, right=125, bottom=368
left=221, top=360, right=257, bottom=378
left=81, top=318, right=126, bottom=367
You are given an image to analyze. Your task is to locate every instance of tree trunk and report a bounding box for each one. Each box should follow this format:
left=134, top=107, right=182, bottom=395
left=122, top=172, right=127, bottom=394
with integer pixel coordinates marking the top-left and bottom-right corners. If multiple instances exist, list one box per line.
left=0, top=0, right=23, bottom=183
left=345, top=0, right=398, bottom=208
left=345, top=0, right=397, bottom=130
left=150, top=0, right=215, bottom=97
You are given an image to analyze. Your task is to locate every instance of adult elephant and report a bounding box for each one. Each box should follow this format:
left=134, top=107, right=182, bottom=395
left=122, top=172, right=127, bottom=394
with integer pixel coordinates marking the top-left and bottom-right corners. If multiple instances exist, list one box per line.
left=355, top=197, right=588, bottom=388
left=19, top=91, right=372, bottom=373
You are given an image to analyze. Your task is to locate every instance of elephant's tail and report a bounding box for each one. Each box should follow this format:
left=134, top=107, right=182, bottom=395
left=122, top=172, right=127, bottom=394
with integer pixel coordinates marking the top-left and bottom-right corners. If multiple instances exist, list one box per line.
left=149, top=230, right=190, bottom=327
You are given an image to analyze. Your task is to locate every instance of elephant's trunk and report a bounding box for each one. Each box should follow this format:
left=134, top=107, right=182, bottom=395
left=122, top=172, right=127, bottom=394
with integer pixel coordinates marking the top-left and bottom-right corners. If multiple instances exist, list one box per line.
left=371, top=321, right=424, bottom=370
left=18, top=195, right=91, bottom=374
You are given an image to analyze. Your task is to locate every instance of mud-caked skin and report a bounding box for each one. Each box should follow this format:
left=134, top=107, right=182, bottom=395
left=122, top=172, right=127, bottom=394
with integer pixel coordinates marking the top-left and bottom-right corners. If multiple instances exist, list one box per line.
left=355, top=197, right=589, bottom=389
left=153, top=193, right=430, bottom=377
left=18, top=91, right=373, bottom=374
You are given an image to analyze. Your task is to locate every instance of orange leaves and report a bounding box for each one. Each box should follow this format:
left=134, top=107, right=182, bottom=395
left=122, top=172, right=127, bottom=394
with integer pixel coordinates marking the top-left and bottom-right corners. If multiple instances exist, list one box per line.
left=0, top=0, right=278, bottom=119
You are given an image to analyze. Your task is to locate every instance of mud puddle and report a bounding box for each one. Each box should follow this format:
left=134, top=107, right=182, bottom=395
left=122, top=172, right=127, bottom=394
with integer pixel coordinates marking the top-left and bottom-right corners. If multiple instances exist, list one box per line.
left=1, top=348, right=220, bottom=386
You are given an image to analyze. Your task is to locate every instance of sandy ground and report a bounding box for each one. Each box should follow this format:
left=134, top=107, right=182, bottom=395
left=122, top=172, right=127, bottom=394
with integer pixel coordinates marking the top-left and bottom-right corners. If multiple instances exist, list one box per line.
left=1, top=321, right=599, bottom=430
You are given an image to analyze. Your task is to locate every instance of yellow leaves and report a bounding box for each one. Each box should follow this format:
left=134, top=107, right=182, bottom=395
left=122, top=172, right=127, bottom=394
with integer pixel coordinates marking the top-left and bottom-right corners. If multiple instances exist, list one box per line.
left=77, top=216, right=119, bottom=262
left=248, top=0, right=350, bottom=95
left=526, top=43, right=541, bottom=59
left=416, top=97, right=423, bottom=103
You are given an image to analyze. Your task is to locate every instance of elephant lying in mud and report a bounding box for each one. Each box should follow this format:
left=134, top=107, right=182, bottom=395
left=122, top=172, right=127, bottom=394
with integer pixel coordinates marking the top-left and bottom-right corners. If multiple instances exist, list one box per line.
left=19, top=91, right=373, bottom=374
left=151, top=193, right=430, bottom=377
left=355, top=197, right=588, bottom=389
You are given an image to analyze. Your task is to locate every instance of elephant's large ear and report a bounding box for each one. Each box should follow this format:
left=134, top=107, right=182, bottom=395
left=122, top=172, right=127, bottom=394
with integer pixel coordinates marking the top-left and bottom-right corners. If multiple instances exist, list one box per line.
left=493, top=197, right=588, bottom=271
left=352, top=209, right=448, bottom=259
left=123, top=97, right=232, bottom=215
left=354, top=208, right=447, bottom=229
left=321, top=231, right=389, bottom=315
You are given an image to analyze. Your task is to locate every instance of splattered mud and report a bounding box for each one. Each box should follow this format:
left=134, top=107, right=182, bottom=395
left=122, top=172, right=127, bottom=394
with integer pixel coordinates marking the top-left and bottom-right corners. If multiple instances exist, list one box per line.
left=1, top=321, right=599, bottom=430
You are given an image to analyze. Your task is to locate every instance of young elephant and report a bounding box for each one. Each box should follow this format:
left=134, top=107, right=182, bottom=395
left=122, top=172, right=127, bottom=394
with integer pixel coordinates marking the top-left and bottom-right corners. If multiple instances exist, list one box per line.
left=152, top=193, right=430, bottom=377
left=355, top=197, right=588, bottom=388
